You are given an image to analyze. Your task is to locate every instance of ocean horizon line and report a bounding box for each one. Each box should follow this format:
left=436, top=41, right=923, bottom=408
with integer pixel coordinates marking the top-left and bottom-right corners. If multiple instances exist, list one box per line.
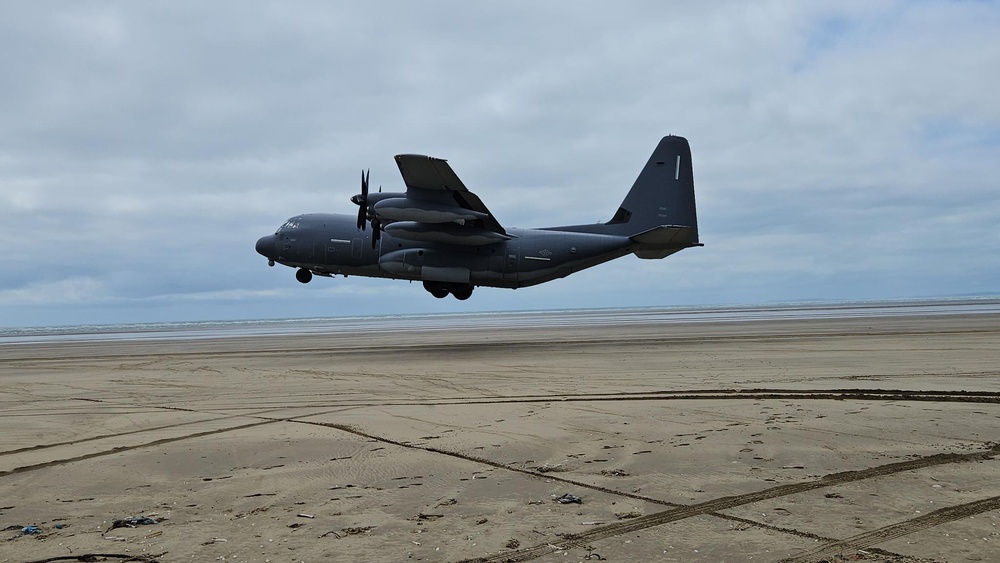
left=3, top=295, right=1000, bottom=345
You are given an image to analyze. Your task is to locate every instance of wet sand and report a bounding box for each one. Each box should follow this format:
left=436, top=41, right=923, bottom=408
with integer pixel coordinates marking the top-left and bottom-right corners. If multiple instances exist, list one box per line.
left=1, top=313, right=999, bottom=562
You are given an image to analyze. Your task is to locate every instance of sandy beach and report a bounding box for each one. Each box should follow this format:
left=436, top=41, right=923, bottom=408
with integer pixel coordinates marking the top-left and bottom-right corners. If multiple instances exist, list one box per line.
left=2, top=312, right=999, bottom=562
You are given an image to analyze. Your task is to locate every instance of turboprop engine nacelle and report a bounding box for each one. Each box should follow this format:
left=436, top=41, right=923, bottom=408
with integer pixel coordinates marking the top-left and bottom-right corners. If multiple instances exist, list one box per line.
left=373, top=197, right=488, bottom=223
left=384, top=221, right=510, bottom=246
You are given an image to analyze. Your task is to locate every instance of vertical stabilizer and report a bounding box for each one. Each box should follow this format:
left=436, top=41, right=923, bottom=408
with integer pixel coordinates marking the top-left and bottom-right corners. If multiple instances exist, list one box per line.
left=608, top=135, right=698, bottom=241
left=544, top=135, right=701, bottom=258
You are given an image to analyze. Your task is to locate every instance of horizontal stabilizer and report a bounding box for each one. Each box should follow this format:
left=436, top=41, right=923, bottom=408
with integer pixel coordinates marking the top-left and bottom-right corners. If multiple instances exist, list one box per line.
left=629, top=225, right=696, bottom=246
left=629, top=225, right=701, bottom=259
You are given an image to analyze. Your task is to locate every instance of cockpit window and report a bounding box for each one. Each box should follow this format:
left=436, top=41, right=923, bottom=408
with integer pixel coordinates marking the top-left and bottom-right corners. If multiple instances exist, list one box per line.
left=281, top=218, right=301, bottom=230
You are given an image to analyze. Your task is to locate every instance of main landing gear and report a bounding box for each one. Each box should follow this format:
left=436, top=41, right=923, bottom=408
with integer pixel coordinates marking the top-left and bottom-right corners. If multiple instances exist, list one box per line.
left=295, top=268, right=313, bottom=284
left=423, top=281, right=474, bottom=300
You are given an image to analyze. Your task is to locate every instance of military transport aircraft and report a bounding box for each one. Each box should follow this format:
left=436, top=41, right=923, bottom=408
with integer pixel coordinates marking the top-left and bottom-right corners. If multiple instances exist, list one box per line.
left=255, top=135, right=701, bottom=300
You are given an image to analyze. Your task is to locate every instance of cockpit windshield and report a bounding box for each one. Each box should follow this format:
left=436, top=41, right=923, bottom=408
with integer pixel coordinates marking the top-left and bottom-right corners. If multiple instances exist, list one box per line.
left=280, top=218, right=301, bottom=230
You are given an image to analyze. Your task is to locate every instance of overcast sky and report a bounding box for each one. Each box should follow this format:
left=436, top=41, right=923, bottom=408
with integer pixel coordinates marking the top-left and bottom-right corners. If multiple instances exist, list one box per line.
left=1, top=1, right=998, bottom=328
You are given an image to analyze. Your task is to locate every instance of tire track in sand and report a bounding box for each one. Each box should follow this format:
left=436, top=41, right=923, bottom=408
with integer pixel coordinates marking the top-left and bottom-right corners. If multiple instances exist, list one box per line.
left=237, top=388, right=1000, bottom=409
left=0, top=397, right=358, bottom=458
left=0, top=420, right=274, bottom=477
left=452, top=445, right=1000, bottom=563
left=779, top=495, right=1000, bottom=562
left=0, top=413, right=243, bottom=457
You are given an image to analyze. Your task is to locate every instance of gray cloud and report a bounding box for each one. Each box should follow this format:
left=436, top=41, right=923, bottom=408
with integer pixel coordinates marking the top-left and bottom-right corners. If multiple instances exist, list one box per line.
left=1, top=1, right=998, bottom=327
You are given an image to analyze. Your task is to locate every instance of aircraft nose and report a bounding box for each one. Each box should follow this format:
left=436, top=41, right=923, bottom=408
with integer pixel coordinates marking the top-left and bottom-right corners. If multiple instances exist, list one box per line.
left=255, top=234, right=277, bottom=260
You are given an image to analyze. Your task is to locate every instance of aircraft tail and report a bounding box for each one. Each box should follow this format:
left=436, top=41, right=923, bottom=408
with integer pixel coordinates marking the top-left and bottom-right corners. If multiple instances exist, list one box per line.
left=611, top=135, right=698, bottom=238
left=550, top=135, right=700, bottom=258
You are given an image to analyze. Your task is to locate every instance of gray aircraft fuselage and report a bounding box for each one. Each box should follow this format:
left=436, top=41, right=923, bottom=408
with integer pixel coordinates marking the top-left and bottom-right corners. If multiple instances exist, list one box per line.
left=255, top=135, right=701, bottom=300
left=256, top=214, right=635, bottom=289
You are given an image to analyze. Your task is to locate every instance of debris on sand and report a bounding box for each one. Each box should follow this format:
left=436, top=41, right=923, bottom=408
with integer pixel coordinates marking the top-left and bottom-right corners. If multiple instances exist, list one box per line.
left=320, top=525, right=376, bottom=539
left=202, top=537, right=228, bottom=545
left=416, top=513, right=444, bottom=521
left=107, top=516, right=160, bottom=531
left=553, top=493, right=582, bottom=504
left=532, top=463, right=566, bottom=473
left=615, top=508, right=643, bottom=519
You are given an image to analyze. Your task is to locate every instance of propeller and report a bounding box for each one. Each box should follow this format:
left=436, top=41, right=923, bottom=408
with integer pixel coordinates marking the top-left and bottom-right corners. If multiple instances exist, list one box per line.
left=352, top=169, right=370, bottom=231
left=352, top=169, right=384, bottom=247
left=371, top=217, right=382, bottom=248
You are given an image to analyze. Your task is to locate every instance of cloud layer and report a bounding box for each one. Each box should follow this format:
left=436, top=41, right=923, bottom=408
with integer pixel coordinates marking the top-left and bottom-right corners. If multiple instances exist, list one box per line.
left=1, top=2, right=998, bottom=327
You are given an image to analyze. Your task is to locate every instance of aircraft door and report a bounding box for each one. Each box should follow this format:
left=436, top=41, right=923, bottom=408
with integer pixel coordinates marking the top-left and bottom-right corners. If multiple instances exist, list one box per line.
left=313, top=243, right=326, bottom=264
left=352, top=239, right=363, bottom=260
left=504, top=252, right=518, bottom=281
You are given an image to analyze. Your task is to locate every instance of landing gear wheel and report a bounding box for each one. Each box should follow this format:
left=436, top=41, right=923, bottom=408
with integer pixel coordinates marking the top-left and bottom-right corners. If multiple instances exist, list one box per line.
left=423, top=281, right=449, bottom=298
left=295, top=268, right=313, bottom=284
left=451, top=285, right=474, bottom=301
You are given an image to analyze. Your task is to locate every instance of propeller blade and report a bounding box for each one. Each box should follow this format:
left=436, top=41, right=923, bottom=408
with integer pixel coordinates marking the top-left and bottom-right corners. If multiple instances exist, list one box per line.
left=371, top=218, right=381, bottom=248
left=356, top=169, right=370, bottom=231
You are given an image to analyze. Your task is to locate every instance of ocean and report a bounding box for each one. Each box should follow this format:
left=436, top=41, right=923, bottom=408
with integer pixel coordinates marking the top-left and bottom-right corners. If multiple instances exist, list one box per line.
left=2, top=297, right=999, bottom=346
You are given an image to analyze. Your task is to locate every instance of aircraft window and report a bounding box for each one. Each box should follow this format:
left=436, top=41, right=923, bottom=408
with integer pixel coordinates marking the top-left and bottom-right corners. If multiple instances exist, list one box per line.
left=281, top=219, right=301, bottom=229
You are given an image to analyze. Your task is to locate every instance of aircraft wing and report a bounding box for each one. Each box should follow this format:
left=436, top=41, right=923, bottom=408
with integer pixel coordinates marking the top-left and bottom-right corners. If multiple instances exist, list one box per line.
left=393, top=154, right=506, bottom=235
left=394, top=154, right=468, bottom=191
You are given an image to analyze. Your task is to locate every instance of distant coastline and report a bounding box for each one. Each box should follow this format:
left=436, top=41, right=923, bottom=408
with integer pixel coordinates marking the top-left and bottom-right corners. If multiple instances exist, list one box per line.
left=3, top=296, right=999, bottom=345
